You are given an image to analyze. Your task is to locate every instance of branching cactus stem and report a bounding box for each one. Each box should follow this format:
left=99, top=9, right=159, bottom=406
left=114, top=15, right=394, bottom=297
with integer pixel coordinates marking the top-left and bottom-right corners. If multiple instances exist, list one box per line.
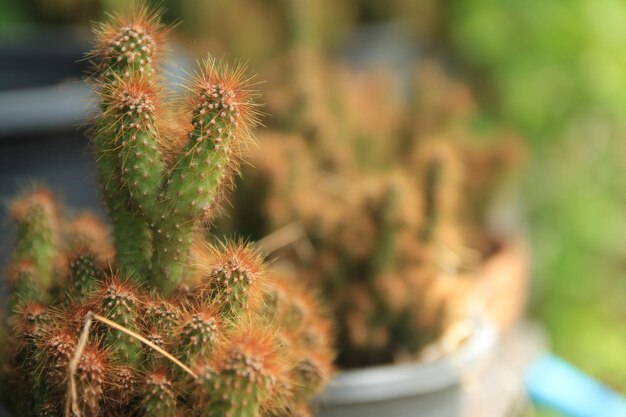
left=1, top=5, right=333, bottom=417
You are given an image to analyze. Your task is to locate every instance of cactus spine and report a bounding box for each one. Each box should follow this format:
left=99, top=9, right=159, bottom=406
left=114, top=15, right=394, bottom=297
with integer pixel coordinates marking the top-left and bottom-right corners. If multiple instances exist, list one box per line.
left=1, top=6, right=333, bottom=417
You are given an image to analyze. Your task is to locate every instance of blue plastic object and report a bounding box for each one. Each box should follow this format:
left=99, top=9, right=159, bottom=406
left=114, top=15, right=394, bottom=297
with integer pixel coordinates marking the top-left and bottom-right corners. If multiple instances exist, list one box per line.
left=526, top=355, right=626, bottom=417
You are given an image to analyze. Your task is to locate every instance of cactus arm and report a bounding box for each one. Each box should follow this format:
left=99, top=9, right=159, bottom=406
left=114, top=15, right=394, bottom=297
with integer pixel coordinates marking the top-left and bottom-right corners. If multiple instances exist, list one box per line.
left=93, top=130, right=153, bottom=279
left=89, top=9, right=165, bottom=281
left=118, top=128, right=164, bottom=219
left=74, top=345, right=108, bottom=417
left=152, top=98, right=238, bottom=290
left=93, top=78, right=165, bottom=278
left=417, top=143, right=463, bottom=246
left=110, top=196, right=153, bottom=279
left=103, top=76, right=165, bottom=221
left=8, top=302, right=52, bottom=416
left=152, top=59, right=257, bottom=293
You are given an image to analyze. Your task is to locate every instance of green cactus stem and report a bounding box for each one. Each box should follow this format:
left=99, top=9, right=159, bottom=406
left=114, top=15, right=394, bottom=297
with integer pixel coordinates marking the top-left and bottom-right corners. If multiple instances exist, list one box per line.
left=177, top=304, right=221, bottom=361
left=92, top=128, right=153, bottom=279
left=98, top=277, right=142, bottom=365
left=103, top=76, right=165, bottom=221
left=8, top=188, right=60, bottom=291
left=67, top=251, right=106, bottom=300
left=0, top=6, right=334, bottom=417
left=200, top=243, right=264, bottom=319
left=151, top=60, right=258, bottom=293
left=199, top=327, right=281, bottom=417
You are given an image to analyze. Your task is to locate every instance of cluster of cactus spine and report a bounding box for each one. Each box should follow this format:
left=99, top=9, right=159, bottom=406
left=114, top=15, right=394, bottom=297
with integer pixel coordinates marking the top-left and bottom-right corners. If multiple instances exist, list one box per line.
left=1, top=6, right=333, bottom=417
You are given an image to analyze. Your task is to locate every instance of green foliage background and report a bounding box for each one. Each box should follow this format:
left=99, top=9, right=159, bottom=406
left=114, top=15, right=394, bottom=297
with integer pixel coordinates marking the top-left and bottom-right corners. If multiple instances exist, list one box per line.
left=441, top=0, right=626, bottom=392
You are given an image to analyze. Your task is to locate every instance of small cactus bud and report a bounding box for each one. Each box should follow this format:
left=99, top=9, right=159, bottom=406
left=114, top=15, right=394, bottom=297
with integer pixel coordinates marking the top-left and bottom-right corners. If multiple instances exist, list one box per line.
left=105, top=365, right=137, bottom=406
left=67, top=250, right=106, bottom=300
left=6, top=260, right=42, bottom=310
left=91, top=7, right=165, bottom=79
left=196, top=325, right=283, bottom=417
left=200, top=243, right=265, bottom=319
left=143, top=299, right=182, bottom=338
left=98, top=276, right=142, bottom=364
left=59, top=300, right=98, bottom=336
left=75, top=344, right=109, bottom=417
left=41, top=329, right=76, bottom=367
left=13, top=301, right=50, bottom=343
left=65, top=212, right=114, bottom=262
left=176, top=304, right=221, bottom=361
left=9, top=187, right=60, bottom=291
left=142, top=369, right=177, bottom=417
left=289, top=350, right=332, bottom=402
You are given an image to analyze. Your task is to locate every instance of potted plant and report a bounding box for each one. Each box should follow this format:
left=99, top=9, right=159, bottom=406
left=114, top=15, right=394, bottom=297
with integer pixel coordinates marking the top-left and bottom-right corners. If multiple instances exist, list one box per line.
left=218, top=47, right=528, bottom=416
left=0, top=7, right=334, bottom=417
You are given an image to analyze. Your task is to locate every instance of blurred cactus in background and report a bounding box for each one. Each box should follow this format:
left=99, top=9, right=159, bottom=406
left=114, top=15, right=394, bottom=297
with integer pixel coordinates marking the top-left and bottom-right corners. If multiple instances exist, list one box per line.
left=438, top=0, right=626, bottom=391
left=220, top=39, right=524, bottom=366
left=0, top=6, right=333, bottom=416
left=353, top=0, right=626, bottom=391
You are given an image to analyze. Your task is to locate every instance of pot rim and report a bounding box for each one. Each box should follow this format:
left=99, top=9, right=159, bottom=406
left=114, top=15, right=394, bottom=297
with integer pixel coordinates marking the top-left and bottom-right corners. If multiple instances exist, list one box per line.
left=313, top=315, right=498, bottom=405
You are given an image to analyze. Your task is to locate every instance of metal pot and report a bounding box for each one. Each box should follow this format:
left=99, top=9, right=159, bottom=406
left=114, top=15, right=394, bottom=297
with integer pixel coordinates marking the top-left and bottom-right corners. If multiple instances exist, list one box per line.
left=313, top=316, right=497, bottom=417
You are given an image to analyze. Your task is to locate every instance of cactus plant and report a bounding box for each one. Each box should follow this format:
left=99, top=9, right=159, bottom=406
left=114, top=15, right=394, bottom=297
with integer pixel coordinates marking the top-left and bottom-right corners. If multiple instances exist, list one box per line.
left=1, top=6, right=333, bottom=417
left=222, top=57, right=523, bottom=367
